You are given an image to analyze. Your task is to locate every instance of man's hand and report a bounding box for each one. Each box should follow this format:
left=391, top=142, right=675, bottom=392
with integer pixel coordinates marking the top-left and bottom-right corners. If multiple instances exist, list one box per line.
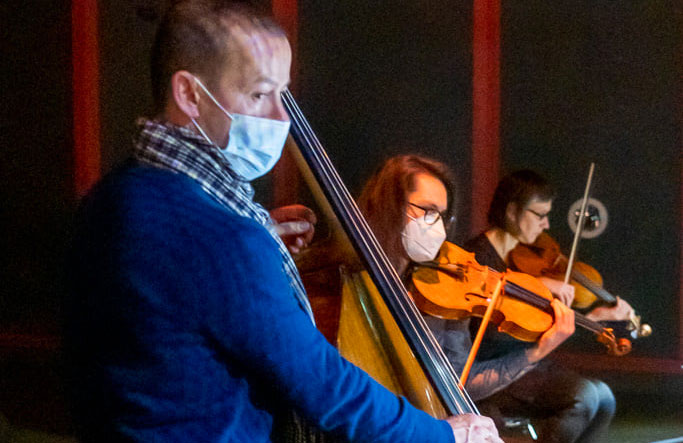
left=586, top=296, right=635, bottom=322
left=270, top=205, right=317, bottom=254
left=526, top=298, right=575, bottom=363
left=446, top=414, right=504, bottom=443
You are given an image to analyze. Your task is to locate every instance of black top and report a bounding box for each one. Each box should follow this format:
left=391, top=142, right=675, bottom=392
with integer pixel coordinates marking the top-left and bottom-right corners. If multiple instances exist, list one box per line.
left=463, top=233, right=533, bottom=359
left=463, top=233, right=507, bottom=273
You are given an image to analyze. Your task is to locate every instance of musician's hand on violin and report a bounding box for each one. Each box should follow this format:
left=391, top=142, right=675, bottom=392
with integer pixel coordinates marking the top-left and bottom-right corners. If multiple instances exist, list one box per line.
left=270, top=205, right=317, bottom=254
left=446, top=414, right=503, bottom=443
left=527, top=299, right=575, bottom=363
left=538, top=277, right=575, bottom=306
left=585, top=296, right=635, bottom=322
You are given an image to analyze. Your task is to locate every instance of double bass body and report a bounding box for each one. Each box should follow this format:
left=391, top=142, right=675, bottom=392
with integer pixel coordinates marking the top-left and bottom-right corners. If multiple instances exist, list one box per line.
left=283, top=92, right=474, bottom=418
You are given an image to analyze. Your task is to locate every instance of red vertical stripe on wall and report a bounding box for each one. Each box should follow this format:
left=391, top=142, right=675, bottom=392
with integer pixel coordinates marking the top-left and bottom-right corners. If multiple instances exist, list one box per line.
left=471, top=0, right=501, bottom=236
left=271, top=0, right=300, bottom=207
left=272, top=0, right=299, bottom=86
left=72, top=0, right=101, bottom=198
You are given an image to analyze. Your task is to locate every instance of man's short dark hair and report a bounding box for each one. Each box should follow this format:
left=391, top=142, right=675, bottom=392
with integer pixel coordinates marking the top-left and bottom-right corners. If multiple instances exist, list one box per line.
left=487, top=169, right=555, bottom=229
left=150, top=0, right=285, bottom=113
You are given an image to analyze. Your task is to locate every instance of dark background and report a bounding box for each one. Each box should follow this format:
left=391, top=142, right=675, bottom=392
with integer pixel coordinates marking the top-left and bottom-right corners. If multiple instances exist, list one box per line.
left=499, top=1, right=680, bottom=358
left=293, top=1, right=680, bottom=359
left=1, top=0, right=680, bottom=435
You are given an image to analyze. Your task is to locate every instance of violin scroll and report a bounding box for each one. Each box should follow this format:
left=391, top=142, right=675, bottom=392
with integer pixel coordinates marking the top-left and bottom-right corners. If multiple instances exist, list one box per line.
left=596, top=328, right=632, bottom=357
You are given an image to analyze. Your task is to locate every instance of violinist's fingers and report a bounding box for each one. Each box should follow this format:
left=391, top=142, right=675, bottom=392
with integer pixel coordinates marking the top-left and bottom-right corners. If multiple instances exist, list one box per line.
left=551, top=299, right=575, bottom=335
left=586, top=297, right=635, bottom=322
left=529, top=300, right=575, bottom=362
left=554, top=283, right=575, bottom=307
left=616, top=297, right=635, bottom=319
left=538, top=277, right=574, bottom=306
left=557, top=293, right=569, bottom=306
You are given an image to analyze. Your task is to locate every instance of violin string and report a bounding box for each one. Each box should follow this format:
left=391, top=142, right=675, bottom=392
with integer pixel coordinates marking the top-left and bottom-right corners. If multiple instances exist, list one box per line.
left=515, top=240, right=617, bottom=306
left=569, top=270, right=617, bottom=304
left=282, top=90, right=478, bottom=414
left=504, top=281, right=604, bottom=334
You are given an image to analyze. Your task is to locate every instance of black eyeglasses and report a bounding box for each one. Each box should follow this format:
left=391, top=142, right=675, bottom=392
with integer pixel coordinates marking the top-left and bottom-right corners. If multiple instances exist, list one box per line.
left=408, top=202, right=450, bottom=226
left=526, top=208, right=550, bottom=221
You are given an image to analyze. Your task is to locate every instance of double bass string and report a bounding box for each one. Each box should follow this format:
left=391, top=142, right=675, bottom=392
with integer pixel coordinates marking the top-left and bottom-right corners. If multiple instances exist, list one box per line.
left=281, top=90, right=466, bottom=401
left=282, top=89, right=478, bottom=415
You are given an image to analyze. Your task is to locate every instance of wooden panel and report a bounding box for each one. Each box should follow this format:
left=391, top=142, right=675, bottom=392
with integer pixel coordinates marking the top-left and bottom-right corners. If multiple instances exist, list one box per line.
left=72, top=0, right=101, bottom=197
left=471, top=0, right=501, bottom=237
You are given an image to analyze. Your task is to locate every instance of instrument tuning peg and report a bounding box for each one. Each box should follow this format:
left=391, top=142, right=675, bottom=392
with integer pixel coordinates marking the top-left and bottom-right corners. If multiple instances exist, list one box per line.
left=638, top=323, right=652, bottom=337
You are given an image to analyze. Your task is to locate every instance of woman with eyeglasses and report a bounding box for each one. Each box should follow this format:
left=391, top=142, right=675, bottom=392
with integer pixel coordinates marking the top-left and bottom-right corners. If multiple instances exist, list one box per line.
left=357, top=156, right=606, bottom=442
left=465, top=170, right=634, bottom=322
left=461, top=169, right=630, bottom=442
left=466, top=170, right=576, bottom=304
left=357, top=155, right=456, bottom=274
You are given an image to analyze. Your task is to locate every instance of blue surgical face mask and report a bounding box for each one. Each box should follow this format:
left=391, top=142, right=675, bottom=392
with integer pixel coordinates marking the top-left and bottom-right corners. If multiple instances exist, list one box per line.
left=190, top=77, right=291, bottom=181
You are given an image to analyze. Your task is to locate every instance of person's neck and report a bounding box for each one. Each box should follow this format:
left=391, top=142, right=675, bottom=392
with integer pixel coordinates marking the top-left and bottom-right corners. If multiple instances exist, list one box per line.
left=163, top=103, right=192, bottom=127
left=484, top=227, right=519, bottom=264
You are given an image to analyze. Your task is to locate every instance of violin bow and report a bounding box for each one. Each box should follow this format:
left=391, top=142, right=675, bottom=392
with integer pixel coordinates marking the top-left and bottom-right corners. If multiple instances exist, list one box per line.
left=460, top=275, right=505, bottom=386
left=563, top=162, right=595, bottom=285
left=563, top=164, right=652, bottom=339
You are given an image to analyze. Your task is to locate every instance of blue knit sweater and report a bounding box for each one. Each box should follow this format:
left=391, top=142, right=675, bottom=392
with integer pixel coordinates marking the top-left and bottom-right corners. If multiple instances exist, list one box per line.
left=66, top=165, right=452, bottom=442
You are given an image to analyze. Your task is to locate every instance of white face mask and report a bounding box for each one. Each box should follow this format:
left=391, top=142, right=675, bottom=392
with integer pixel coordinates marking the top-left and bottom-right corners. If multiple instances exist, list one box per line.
left=401, top=215, right=447, bottom=262
left=191, top=77, right=290, bottom=181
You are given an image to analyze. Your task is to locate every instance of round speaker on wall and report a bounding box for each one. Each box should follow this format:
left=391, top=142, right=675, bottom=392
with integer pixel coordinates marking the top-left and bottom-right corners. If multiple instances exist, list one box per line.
left=567, top=197, right=608, bottom=239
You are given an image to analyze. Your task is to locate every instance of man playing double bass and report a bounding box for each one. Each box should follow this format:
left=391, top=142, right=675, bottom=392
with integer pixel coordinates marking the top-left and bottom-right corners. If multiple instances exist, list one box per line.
left=65, top=1, right=501, bottom=441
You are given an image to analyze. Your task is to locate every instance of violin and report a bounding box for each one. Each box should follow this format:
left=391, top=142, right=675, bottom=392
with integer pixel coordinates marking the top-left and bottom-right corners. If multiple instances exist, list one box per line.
left=411, top=241, right=631, bottom=356
left=509, top=232, right=651, bottom=338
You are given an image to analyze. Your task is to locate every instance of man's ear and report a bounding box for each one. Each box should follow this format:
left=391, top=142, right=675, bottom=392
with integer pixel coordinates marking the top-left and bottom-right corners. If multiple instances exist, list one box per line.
left=171, top=71, right=200, bottom=119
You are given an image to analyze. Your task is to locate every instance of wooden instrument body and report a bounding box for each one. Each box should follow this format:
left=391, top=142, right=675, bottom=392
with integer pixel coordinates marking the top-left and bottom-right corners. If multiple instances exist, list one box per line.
left=286, top=131, right=468, bottom=418
left=299, top=261, right=449, bottom=418
left=510, top=233, right=651, bottom=340
left=411, top=242, right=554, bottom=343
left=510, top=232, right=611, bottom=309
left=337, top=271, right=446, bottom=418
left=410, top=241, right=632, bottom=356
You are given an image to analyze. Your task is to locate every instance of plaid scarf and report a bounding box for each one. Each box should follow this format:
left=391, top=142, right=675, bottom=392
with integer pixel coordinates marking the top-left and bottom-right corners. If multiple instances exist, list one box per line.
left=132, top=118, right=314, bottom=324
